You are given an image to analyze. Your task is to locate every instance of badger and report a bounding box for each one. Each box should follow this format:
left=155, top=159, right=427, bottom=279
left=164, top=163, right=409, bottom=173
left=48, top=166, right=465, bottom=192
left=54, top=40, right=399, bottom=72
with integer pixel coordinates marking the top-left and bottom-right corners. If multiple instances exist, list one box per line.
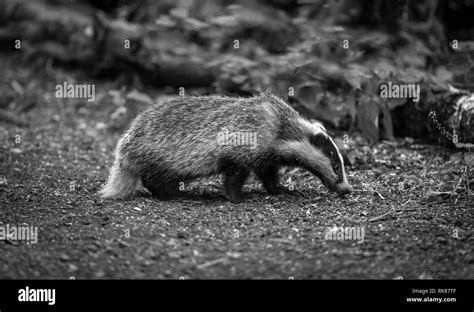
left=100, top=92, right=351, bottom=203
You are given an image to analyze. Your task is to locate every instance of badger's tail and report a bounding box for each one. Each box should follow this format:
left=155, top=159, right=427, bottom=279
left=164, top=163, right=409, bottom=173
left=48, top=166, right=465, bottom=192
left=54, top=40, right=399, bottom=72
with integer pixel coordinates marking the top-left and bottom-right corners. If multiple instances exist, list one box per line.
left=99, top=160, right=141, bottom=199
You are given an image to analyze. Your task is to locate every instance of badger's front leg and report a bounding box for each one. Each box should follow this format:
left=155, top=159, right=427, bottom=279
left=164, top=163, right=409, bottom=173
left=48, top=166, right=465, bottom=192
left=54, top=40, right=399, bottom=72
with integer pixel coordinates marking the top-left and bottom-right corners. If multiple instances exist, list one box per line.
left=223, top=166, right=249, bottom=203
left=256, top=165, right=284, bottom=195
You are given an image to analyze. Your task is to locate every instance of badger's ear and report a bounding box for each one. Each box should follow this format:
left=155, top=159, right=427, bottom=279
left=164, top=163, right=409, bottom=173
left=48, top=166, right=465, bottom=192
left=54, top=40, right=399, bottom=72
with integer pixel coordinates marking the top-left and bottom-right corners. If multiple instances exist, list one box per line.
left=308, top=119, right=327, bottom=135
left=258, top=90, right=273, bottom=97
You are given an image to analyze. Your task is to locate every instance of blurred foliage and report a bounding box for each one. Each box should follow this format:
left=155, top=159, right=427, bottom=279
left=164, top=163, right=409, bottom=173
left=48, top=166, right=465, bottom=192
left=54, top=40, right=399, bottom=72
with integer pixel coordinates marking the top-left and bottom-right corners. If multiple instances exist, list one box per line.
left=1, top=0, right=473, bottom=145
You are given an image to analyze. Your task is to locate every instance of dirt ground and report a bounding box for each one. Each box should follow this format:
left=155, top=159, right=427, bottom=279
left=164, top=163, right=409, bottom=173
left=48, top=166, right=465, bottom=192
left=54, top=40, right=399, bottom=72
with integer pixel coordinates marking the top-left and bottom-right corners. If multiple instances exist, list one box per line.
left=1, top=55, right=473, bottom=279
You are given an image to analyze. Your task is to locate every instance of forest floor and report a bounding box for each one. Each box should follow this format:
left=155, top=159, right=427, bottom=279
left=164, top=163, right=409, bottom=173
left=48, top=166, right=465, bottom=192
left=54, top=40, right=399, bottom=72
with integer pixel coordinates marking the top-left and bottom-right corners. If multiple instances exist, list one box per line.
left=1, top=55, right=473, bottom=279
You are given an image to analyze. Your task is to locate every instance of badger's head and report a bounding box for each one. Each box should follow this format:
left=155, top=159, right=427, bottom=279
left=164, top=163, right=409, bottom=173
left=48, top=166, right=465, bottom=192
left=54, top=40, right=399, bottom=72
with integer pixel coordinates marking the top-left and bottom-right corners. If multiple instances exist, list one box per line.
left=281, top=119, right=351, bottom=195
left=308, top=121, right=351, bottom=195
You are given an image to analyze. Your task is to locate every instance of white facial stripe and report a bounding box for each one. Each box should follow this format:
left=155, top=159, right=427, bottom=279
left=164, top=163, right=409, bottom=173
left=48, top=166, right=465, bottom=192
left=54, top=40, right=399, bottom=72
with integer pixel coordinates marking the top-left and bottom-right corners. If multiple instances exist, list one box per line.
left=326, top=135, right=347, bottom=184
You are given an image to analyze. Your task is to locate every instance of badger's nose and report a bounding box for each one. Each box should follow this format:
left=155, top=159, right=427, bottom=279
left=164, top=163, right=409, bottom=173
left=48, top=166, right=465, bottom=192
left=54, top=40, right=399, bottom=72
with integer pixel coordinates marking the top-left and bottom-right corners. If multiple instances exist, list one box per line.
left=335, top=182, right=352, bottom=195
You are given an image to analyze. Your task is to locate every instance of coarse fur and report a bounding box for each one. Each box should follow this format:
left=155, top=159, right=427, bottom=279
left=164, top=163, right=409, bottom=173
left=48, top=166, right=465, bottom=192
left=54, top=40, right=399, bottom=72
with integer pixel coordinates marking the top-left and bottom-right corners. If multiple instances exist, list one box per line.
left=100, top=92, right=351, bottom=203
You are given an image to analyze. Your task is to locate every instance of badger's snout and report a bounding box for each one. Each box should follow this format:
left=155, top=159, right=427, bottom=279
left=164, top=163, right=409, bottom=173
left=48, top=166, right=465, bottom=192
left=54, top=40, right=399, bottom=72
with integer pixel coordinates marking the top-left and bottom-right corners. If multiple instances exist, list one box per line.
left=334, top=181, right=352, bottom=195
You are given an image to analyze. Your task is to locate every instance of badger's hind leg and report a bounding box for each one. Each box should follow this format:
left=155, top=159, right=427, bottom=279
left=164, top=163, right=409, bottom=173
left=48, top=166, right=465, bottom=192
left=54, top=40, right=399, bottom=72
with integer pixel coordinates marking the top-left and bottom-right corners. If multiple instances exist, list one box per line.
left=222, top=164, right=249, bottom=204
left=141, top=171, right=180, bottom=199
left=256, top=165, right=284, bottom=195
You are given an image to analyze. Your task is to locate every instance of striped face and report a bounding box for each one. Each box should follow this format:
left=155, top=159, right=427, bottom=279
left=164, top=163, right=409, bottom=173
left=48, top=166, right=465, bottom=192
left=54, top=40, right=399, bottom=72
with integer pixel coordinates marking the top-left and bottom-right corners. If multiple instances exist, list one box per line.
left=307, top=121, right=351, bottom=195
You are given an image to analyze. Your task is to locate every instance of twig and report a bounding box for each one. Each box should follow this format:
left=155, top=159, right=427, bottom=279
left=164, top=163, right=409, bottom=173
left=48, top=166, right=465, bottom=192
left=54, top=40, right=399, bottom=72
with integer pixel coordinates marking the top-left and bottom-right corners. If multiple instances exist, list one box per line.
left=426, top=191, right=456, bottom=197
left=401, top=199, right=411, bottom=206
left=374, top=190, right=385, bottom=200
left=395, top=207, right=428, bottom=212
left=369, top=211, right=393, bottom=223
left=270, top=238, right=294, bottom=244
left=196, top=257, right=227, bottom=270
left=452, top=173, right=464, bottom=196
left=352, top=189, right=385, bottom=200
left=454, top=194, right=460, bottom=205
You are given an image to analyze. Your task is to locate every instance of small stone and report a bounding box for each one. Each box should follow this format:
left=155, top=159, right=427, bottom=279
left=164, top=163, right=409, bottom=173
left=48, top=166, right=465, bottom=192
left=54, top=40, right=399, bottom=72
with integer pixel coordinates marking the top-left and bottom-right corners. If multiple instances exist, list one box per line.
left=10, top=148, right=23, bottom=154
left=118, top=241, right=130, bottom=248
left=94, top=270, right=105, bottom=278
left=168, top=251, right=180, bottom=259
left=68, top=264, right=78, bottom=272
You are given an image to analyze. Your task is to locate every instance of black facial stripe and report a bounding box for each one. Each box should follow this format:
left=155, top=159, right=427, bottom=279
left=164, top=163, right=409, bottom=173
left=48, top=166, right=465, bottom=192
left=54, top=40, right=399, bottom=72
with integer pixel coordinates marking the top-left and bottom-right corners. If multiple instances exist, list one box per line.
left=309, top=133, right=343, bottom=183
